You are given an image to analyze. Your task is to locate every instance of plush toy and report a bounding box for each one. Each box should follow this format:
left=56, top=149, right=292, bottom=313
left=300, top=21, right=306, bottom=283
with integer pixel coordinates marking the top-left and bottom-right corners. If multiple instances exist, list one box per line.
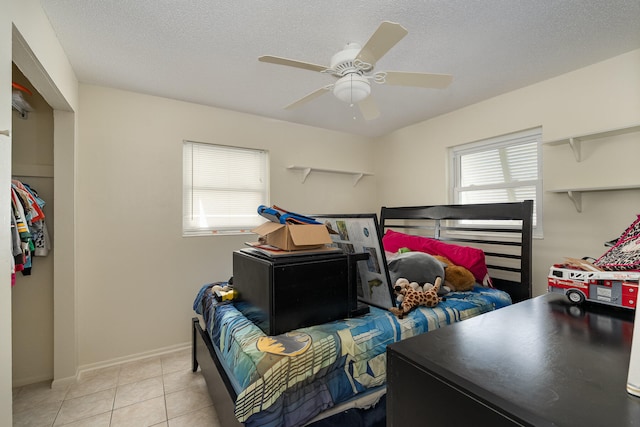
left=388, top=252, right=445, bottom=288
left=210, top=284, right=237, bottom=301
left=210, top=284, right=228, bottom=294
left=393, top=278, right=422, bottom=305
left=433, top=255, right=475, bottom=292
left=388, top=251, right=451, bottom=296
left=390, top=277, right=444, bottom=319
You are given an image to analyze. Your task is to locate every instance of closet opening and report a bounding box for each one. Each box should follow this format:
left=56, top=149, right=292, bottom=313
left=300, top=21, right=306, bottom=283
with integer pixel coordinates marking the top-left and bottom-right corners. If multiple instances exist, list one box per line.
left=11, top=62, right=55, bottom=387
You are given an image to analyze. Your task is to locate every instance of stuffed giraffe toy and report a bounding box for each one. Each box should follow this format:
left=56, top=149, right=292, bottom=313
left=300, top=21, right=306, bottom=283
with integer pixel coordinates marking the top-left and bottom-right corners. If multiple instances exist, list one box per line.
left=389, top=276, right=444, bottom=319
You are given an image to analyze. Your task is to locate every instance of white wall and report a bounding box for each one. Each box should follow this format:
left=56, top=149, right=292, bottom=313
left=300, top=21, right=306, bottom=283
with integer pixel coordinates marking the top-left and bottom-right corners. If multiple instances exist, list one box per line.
left=375, top=49, right=640, bottom=297
left=75, top=85, right=377, bottom=367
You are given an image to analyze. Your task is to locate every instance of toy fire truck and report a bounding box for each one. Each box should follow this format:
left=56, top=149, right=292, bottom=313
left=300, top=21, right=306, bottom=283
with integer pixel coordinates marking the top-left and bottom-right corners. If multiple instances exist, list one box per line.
left=548, top=267, right=640, bottom=309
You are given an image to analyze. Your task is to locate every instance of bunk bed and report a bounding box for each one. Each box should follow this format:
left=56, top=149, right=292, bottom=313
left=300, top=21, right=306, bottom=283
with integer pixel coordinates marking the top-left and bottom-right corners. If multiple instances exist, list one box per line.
left=192, top=200, right=533, bottom=427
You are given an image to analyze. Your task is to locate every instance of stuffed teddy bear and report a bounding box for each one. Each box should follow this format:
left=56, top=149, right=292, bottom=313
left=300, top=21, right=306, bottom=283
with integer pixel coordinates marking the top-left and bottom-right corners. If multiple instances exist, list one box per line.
left=433, top=255, right=475, bottom=292
left=389, top=277, right=444, bottom=319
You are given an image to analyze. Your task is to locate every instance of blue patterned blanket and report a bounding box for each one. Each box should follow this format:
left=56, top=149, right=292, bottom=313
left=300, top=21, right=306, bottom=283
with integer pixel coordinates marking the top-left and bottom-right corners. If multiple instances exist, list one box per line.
left=194, top=283, right=511, bottom=427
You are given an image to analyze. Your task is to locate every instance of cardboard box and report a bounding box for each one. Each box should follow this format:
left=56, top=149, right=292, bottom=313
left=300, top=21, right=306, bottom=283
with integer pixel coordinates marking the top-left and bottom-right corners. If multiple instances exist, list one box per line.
left=252, top=222, right=332, bottom=251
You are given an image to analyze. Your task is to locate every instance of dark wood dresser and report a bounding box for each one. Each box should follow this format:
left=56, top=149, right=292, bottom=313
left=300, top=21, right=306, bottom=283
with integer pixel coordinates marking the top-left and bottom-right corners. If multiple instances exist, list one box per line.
left=387, top=293, right=640, bottom=426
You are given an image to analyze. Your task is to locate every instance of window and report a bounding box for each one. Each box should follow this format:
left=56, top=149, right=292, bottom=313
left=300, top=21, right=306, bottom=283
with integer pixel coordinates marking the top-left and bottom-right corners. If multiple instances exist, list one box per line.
left=183, top=141, right=269, bottom=236
left=449, top=127, right=542, bottom=237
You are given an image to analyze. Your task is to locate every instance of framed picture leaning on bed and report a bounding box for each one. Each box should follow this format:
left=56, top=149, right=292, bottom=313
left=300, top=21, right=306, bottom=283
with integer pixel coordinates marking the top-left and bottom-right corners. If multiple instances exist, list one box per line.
left=314, top=213, right=395, bottom=309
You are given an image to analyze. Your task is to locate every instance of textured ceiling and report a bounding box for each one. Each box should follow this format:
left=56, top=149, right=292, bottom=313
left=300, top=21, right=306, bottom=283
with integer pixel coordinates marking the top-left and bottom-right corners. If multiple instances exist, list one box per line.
left=39, top=0, right=640, bottom=137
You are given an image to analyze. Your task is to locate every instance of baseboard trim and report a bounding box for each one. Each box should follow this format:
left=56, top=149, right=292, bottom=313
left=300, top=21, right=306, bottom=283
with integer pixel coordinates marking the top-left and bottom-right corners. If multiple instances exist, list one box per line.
left=51, top=375, right=76, bottom=390
left=13, top=374, right=54, bottom=388
left=76, top=342, right=190, bottom=380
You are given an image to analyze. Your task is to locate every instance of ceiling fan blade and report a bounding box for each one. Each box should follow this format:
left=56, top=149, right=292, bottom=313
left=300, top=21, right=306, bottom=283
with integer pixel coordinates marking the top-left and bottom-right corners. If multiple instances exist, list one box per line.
left=284, top=87, right=330, bottom=110
left=382, top=71, right=453, bottom=89
left=356, top=21, right=408, bottom=67
left=358, top=96, right=380, bottom=121
left=259, top=55, right=328, bottom=73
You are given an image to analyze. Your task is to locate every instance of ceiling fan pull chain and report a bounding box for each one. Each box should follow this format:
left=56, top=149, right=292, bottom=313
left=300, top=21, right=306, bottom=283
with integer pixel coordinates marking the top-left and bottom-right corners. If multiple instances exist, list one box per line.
left=350, top=74, right=354, bottom=105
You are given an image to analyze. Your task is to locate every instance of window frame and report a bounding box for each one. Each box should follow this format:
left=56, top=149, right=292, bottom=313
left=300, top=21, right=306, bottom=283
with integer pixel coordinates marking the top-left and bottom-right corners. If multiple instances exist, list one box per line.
left=182, top=140, right=269, bottom=237
left=449, top=127, right=543, bottom=238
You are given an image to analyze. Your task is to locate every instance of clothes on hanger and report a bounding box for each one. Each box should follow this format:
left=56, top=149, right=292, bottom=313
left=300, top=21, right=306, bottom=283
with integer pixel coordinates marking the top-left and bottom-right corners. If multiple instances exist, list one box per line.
left=10, top=179, right=51, bottom=284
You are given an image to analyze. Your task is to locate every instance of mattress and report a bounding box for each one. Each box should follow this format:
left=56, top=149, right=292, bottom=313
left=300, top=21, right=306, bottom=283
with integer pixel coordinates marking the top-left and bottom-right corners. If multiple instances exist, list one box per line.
left=193, top=282, right=511, bottom=427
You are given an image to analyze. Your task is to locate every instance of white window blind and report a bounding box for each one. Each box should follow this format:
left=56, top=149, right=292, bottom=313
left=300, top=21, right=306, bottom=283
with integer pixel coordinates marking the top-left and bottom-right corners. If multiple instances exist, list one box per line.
left=183, top=141, right=269, bottom=236
left=450, top=128, right=542, bottom=237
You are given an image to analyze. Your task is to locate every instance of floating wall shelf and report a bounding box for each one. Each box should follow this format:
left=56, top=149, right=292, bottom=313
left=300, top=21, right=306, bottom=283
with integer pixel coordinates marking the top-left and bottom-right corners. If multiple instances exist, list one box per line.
left=544, top=123, right=640, bottom=162
left=544, top=123, right=640, bottom=212
left=287, top=165, right=373, bottom=186
left=547, top=185, right=640, bottom=213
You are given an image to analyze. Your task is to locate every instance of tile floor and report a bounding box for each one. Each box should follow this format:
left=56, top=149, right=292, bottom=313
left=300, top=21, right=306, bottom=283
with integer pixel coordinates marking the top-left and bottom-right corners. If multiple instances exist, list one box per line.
left=12, top=348, right=221, bottom=427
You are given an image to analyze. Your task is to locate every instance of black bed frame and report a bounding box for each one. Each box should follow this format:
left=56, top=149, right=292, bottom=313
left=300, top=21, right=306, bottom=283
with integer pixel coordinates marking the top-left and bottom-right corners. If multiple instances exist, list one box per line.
left=192, top=201, right=533, bottom=426
left=379, top=200, right=533, bottom=303
left=192, top=317, right=242, bottom=426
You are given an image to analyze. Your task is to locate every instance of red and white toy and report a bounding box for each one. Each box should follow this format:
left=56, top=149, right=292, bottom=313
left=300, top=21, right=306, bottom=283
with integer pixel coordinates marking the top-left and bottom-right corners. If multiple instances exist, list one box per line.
left=548, top=267, right=640, bottom=309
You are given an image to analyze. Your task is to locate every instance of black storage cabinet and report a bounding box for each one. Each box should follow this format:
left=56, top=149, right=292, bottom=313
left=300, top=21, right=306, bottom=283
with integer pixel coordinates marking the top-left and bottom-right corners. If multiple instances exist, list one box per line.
left=232, top=249, right=351, bottom=335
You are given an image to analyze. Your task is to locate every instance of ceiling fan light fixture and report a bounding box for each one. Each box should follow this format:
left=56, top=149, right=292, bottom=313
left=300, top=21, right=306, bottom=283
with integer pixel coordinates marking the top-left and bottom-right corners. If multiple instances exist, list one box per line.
left=333, top=74, right=370, bottom=104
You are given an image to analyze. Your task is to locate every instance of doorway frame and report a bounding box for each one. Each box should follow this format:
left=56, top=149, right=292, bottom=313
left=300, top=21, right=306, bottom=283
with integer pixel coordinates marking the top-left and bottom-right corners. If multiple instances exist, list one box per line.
left=12, top=25, right=78, bottom=387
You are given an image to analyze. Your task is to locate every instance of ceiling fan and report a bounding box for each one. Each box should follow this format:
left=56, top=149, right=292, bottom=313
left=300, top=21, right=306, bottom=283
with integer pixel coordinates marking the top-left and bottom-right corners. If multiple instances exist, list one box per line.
left=258, top=21, right=453, bottom=120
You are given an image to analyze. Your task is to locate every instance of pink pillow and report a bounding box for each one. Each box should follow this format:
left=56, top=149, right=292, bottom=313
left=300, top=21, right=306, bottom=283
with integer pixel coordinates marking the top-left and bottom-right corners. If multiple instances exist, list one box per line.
left=382, top=229, right=491, bottom=286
